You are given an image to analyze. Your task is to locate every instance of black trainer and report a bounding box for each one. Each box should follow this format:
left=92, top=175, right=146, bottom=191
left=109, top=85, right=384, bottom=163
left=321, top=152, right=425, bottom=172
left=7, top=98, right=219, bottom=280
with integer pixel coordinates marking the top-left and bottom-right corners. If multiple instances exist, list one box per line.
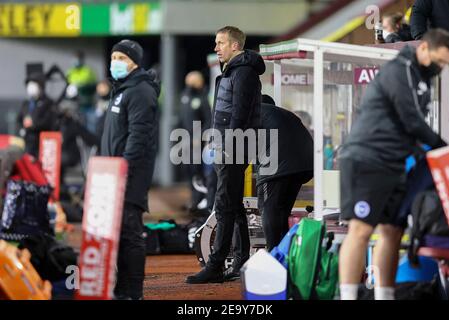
left=185, top=267, right=224, bottom=284
left=223, top=266, right=241, bottom=282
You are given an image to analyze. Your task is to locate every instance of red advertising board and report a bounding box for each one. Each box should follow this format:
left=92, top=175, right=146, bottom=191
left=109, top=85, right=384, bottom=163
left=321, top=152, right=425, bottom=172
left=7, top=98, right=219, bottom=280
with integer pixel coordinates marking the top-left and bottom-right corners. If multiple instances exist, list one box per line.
left=426, top=146, right=449, bottom=225
left=75, top=157, right=128, bottom=300
left=39, top=132, right=62, bottom=201
left=354, top=67, right=379, bottom=85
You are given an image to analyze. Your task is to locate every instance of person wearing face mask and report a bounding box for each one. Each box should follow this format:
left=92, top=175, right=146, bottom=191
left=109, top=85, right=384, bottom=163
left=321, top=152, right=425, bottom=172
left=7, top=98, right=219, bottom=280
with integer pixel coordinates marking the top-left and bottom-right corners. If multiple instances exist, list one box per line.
left=338, top=28, right=449, bottom=301
left=66, top=51, right=98, bottom=135
left=179, top=71, right=212, bottom=214
left=17, top=72, right=57, bottom=158
left=66, top=51, right=97, bottom=110
left=382, top=12, right=412, bottom=43
left=101, top=39, right=160, bottom=300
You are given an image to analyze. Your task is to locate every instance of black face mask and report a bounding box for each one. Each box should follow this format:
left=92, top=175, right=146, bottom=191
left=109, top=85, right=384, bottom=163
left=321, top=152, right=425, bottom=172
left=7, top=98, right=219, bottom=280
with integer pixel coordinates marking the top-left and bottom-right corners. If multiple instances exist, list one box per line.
left=421, top=61, right=442, bottom=78
left=99, top=94, right=110, bottom=101
left=187, top=86, right=201, bottom=95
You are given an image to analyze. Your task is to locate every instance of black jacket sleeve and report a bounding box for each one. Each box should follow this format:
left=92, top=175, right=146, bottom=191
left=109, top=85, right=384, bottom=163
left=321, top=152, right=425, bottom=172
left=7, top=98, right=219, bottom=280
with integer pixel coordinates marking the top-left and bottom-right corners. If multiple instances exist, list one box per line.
left=200, top=95, right=212, bottom=130
left=381, top=62, right=444, bottom=148
left=30, top=101, right=56, bottom=132
left=123, top=87, right=157, bottom=166
left=410, top=0, right=432, bottom=40
left=16, top=103, right=26, bottom=131
left=230, top=67, right=259, bottom=130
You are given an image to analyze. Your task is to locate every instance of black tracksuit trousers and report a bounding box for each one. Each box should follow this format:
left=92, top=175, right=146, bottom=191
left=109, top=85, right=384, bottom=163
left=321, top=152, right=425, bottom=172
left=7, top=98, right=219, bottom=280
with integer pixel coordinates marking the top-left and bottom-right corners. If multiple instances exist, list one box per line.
left=207, top=163, right=250, bottom=270
left=257, top=172, right=312, bottom=251
left=114, top=202, right=146, bottom=299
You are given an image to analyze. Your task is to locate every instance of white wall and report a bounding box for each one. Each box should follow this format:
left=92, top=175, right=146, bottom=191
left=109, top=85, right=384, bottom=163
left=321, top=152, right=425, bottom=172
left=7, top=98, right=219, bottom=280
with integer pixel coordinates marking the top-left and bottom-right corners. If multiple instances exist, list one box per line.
left=441, top=67, right=449, bottom=142
left=162, top=1, right=309, bottom=35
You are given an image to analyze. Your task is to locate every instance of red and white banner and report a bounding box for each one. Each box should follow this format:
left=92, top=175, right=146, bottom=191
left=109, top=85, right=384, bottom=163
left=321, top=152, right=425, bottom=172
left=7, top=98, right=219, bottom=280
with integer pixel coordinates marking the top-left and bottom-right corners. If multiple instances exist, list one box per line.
left=39, top=132, right=62, bottom=201
left=427, top=146, right=449, bottom=225
left=354, top=67, right=379, bottom=85
left=76, top=157, right=128, bottom=300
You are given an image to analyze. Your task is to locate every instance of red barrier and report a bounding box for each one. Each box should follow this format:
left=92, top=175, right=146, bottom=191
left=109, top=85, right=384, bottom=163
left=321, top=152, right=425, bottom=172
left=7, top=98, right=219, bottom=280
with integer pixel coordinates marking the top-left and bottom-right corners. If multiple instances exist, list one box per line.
left=427, top=146, right=449, bottom=225
left=0, top=135, right=24, bottom=150
left=0, top=135, right=12, bottom=149
left=76, top=157, right=128, bottom=300
left=12, top=154, right=48, bottom=186
left=39, top=132, right=62, bottom=201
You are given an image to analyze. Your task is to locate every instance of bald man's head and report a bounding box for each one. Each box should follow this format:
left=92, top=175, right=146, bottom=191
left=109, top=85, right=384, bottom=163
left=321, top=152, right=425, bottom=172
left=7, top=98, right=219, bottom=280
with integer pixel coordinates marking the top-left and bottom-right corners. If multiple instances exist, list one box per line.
left=185, top=71, right=204, bottom=90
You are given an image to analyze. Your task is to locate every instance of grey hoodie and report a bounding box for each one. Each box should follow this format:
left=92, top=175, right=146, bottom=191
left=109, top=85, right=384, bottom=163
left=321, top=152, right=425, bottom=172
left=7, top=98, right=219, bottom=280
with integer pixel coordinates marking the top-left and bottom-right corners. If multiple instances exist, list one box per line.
left=339, top=46, right=444, bottom=172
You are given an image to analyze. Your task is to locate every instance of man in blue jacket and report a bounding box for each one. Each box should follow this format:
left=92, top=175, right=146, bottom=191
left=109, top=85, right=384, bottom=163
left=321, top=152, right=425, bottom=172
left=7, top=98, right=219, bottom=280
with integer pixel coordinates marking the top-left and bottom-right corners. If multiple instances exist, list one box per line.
left=101, top=39, right=160, bottom=299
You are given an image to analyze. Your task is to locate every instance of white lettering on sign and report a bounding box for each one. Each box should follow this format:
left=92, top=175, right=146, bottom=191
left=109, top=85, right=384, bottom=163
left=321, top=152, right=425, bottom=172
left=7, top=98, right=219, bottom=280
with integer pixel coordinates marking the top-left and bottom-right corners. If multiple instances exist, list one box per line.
left=65, top=5, right=80, bottom=30
left=281, top=73, right=308, bottom=85
left=355, top=68, right=379, bottom=84
left=86, top=173, right=117, bottom=238
left=79, top=233, right=109, bottom=296
left=83, top=246, right=101, bottom=266
left=110, top=4, right=133, bottom=34
left=42, top=139, right=57, bottom=187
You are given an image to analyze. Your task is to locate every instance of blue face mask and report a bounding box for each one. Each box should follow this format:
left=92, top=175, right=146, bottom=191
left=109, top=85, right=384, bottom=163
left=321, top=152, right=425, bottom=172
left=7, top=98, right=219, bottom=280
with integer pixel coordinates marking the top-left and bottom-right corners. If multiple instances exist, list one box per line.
left=110, top=60, right=129, bottom=80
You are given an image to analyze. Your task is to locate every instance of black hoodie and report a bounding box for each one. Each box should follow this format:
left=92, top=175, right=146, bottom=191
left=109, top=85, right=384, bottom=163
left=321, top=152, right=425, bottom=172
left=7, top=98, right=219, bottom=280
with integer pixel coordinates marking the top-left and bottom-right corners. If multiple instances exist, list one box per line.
left=212, top=49, right=266, bottom=136
left=17, top=94, right=57, bottom=158
left=101, top=68, right=160, bottom=210
left=410, top=0, right=449, bottom=40
left=256, top=103, right=313, bottom=186
left=339, top=46, right=444, bottom=172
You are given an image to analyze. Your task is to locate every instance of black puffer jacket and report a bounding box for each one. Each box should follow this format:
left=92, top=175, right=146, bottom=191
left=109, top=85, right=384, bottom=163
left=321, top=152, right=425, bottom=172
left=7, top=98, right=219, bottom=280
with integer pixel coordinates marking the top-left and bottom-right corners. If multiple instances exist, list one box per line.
left=339, top=46, right=445, bottom=172
left=212, top=50, right=265, bottom=137
left=101, top=68, right=160, bottom=211
left=410, top=0, right=449, bottom=40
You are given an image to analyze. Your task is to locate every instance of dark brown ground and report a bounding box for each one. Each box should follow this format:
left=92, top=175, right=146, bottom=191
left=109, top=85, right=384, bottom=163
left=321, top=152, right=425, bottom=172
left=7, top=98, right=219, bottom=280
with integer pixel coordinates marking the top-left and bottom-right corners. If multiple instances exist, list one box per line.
left=144, top=255, right=242, bottom=300
left=66, top=185, right=242, bottom=300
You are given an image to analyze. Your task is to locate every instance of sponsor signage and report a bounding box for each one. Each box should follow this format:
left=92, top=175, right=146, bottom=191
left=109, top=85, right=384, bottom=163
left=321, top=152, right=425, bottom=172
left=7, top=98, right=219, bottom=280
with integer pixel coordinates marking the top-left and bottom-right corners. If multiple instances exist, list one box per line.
left=0, top=2, right=161, bottom=37
left=0, top=3, right=80, bottom=37
left=271, top=73, right=310, bottom=86
left=76, top=157, right=128, bottom=300
left=39, top=131, right=62, bottom=201
left=354, top=67, right=379, bottom=84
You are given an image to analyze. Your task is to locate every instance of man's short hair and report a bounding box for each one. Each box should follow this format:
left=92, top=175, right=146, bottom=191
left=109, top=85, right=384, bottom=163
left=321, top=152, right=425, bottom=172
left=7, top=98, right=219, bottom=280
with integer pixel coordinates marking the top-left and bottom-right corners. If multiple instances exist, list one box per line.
left=216, top=26, right=246, bottom=50
left=422, top=28, right=449, bottom=50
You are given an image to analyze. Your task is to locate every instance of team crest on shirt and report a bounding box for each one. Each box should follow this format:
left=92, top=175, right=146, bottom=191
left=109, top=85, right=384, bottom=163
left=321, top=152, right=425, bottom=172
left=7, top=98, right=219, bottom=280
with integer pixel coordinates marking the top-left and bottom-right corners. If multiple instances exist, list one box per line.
left=354, top=201, right=370, bottom=218
left=191, top=98, right=201, bottom=110
left=114, top=93, right=123, bottom=106
left=417, top=81, right=428, bottom=96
